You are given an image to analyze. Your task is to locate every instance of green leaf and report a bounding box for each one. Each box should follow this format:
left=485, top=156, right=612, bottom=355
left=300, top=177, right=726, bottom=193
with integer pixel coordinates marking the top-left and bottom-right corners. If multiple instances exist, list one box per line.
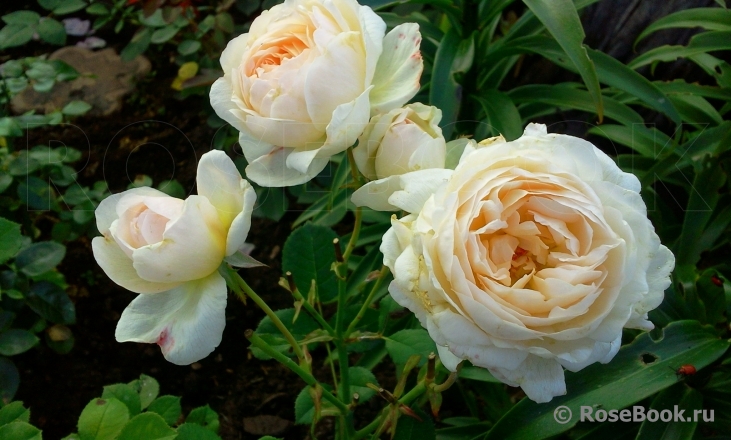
left=668, top=94, right=723, bottom=125
left=0, top=401, right=30, bottom=426
left=459, top=365, right=501, bottom=383
left=147, top=396, right=182, bottom=426
left=0, top=330, right=39, bottom=356
left=62, top=101, right=92, bottom=116
left=522, top=0, right=603, bottom=121
left=484, top=320, right=730, bottom=440
left=281, top=223, right=339, bottom=302
left=38, top=0, right=62, bottom=10
left=185, top=405, right=218, bottom=433
left=294, top=386, right=317, bottom=425
left=385, top=329, right=437, bottom=367
left=0, top=357, right=20, bottom=403
left=117, top=413, right=176, bottom=440
left=177, top=40, right=201, bottom=55
left=473, top=91, right=523, bottom=141
left=102, top=384, right=141, bottom=417
left=26, top=281, right=75, bottom=325
left=0, top=421, right=41, bottom=440
left=15, top=242, right=66, bottom=277
left=635, top=384, right=702, bottom=440
left=77, top=398, right=130, bottom=440
left=86, top=4, right=109, bottom=15
left=0, top=218, right=23, bottom=265
left=121, top=28, right=152, bottom=62
left=128, top=374, right=159, bottom=410
left=175, top=423, right=221, bottom=440
left=53, top=0, right=87, bottom=15
left=0, top=24, right=35, bottom=49
left=393, top=408, right=435, bottom=440
left=2, top=11, right=40, bottom=25
left=429, top=27, right=464, bottom=140
left=37, top=18, right=66, bottom=45
left=349, top=367, right=379, bottom=403
left=636, top=8, right=731, bottom=44
left=436, top=421, right=493, bottom=440
left=509, top=84, right=643, bottom=125
left=629, top=31, right=731, bottom=70
left=252, top=309, right=318, bottom=360
left=150, top=25, right=180, bottom=44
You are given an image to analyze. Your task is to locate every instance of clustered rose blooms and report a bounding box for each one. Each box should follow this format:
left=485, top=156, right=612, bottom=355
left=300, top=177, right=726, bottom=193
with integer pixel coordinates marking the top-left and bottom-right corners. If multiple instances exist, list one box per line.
left=210, top=0, right=423, bottom=187
left=351, top=103, right=446, bottom=211
left=365, top=124, right=674, bottom=403
left=92, top=151, right=256, bottom=365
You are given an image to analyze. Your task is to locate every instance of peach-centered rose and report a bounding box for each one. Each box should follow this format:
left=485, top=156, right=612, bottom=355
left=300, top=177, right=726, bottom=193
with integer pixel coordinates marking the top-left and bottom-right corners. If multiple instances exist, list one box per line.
left=210, top=0, right=423, bottom=187
left=378, top=124, right=675, bottom=402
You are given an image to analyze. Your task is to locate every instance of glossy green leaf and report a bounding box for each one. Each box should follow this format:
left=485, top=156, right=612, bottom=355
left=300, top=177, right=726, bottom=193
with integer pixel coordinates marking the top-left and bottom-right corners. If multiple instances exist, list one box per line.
left=393, top=409, right=435, bottom=440
left=15, top=242, right=66, bottom=277
left=385, top=329, right=437, bottom=367
left=629, top=31, right=731, bottom=70
left=0, top=24, right=34, bottom=49
left=349, top=366, right=379, bottom=403
left=252, top=308, right=318, bottom=360
left=587, top=124, right=672, bottom=158
left=473, top=91, right=523, bottom=141
left=147, top=396, right=182, bottom=426
left=86, top=4, right=109, bottom=15
left=62, top=101, right=92, bottom=116
left=77, top=398, right=129, bottom=440
left=53, top=0, right=87, bottom=15
left=522, top=0, right=603, bottom=121
left=430, top=27, right=463, bottom=140
left=282, top=223, right=339, bottom=302
left=635, top=384, right=702, bottom=440
left=177, top=40, right=201, bottom=55
left=151, top=25, right=180, bottom=44
left=185, top=405, right=218, bottom=432
left=484, top=320, right=730, bottom=440
left=2, top=11, right=40, bottom=25
left=0, top=330, right=39, bottom=356
left=0, top=357, right=20, bottom=403
left=37, top=18, right=66, bottom=45
left=102, top=384, right=141, bottom=417
left=0, top=401, right=30, bottom=427
left=656, top=79, right=731, bottom=102
left=0, top=421, right=41, bottom=440
left=26, top=281, right=75, bottom=325
left=175, top=423, right=221, bottom=440
left=636, top=8, right=731, bottom=44
left=118, top=413, right=176, bottom=440
left=668, top=94, right=723, bottom=125
left=0, top=218, right=23, bottom=265
left=509, top=84, right=642, bottom=125
left=121, top=28, right=152, bottom=62
left=128, top=374, right=159, bottom=410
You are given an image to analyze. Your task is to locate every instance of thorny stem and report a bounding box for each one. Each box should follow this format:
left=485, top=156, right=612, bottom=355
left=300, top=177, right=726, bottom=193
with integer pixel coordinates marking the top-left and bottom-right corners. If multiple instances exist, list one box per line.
left=355, top=381, right=429, bottom=440
left=230, top=269, right=306, bottom=360
left=343, top=207, right=362, bottom=262
left=246, top=330, right=348, bottom=414
left=345, top=265, right=390, bottom=337
left=287, top=274, right=337, bottom=336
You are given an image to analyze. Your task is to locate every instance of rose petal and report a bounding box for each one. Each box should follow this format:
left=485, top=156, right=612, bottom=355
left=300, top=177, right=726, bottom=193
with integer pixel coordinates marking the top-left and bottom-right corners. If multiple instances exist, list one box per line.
left=115, top=271, right=227, bottom=365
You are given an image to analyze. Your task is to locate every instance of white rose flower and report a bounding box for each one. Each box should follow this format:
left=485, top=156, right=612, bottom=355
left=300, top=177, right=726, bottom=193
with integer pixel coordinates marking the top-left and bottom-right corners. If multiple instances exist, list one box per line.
left=376, top=124, right=675, bottom=403
left=351, top=103, right=445, bottom=210
left=210, top=0, right=423, bottom=187
left=92, top=151, right=256, bottom=365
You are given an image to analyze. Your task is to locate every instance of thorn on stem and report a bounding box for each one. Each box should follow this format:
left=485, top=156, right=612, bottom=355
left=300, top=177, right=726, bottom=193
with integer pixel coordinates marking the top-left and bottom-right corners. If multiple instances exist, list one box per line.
left=286, top=271, right=297, bottom=292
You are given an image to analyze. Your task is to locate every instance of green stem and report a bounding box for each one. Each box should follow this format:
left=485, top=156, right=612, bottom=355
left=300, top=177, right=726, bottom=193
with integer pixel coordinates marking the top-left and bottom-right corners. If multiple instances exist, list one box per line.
left=345, top=266, right=390, bottom=337
left=246, top=330, right=349, bottom=414
left=335, top=274, right=350, bottom=403
left=291, top=287, right=336, bottom=336
left=232, top=270, right=306, bottom=360
left=343, top=206, right=362, bottom=262
left=354, top=381, right=429, bottom=440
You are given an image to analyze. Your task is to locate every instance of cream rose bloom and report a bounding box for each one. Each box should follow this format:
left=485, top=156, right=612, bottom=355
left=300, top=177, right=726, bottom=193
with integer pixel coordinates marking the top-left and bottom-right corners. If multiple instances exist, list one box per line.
left=92, top=151, right=256, bottom=365
left=210, top=0, right=423, bottom=187
left=375, top=124, right=675, bottom=403
left=351, top=103, right=445, bottom=210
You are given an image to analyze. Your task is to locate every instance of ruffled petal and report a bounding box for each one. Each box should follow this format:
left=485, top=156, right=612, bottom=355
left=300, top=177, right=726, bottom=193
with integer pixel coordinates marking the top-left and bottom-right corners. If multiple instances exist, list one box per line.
left=115, top=271, right=227, bottom=365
